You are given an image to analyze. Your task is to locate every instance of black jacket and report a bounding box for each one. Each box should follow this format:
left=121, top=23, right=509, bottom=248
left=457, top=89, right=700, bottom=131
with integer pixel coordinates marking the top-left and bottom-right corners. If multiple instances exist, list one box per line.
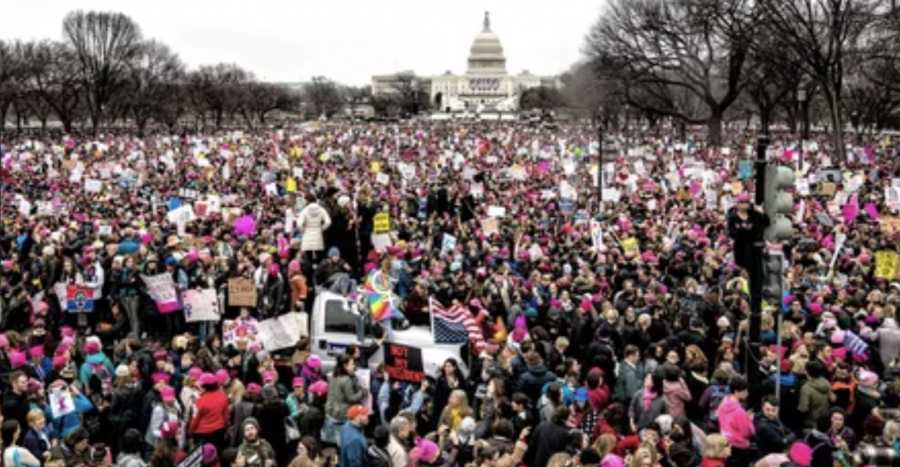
left=755, top=415, right=797, bottom=456
left=526, top=420, right=571, bottom=467
left=1, top=390, right=30, bottom=431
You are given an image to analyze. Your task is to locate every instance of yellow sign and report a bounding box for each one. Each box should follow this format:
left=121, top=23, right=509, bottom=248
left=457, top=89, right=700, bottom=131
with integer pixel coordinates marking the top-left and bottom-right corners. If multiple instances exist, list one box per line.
left=286, top=178, right=297, bottom=193
left=621, top=237, right=640, bottom=254
left=371, top=161, right=381, bottom=173
left=373, top=213, right=391, bottom=234
left=875, top=251, right=899, bottom=280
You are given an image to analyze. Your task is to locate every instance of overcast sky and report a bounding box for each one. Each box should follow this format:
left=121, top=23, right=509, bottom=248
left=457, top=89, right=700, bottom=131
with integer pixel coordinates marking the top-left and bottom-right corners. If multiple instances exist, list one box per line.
left=1, top=0, right=605, bottom=86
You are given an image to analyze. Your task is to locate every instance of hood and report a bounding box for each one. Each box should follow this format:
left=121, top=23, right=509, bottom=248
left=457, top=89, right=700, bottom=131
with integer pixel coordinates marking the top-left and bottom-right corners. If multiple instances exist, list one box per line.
left=527, top=364, right=549, bottom=376
left=85, top=353, right=107, bottom=365
left=807, top=377, right=831, bottom=394
left=716, top=396, right=746, bottom=419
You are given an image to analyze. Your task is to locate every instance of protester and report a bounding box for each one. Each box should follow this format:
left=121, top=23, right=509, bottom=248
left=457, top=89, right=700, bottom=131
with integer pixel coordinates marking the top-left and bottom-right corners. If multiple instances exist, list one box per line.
left=2, top=123, right=900, bottom=467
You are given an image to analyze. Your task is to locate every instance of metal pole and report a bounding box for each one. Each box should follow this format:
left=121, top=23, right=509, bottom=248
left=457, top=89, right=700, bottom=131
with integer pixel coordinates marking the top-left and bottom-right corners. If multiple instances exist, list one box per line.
left=748, top=135, right=768, bottom=385
left=598, top=121, right=604, bottom=210
left=775, top=312, right=783, bottom=401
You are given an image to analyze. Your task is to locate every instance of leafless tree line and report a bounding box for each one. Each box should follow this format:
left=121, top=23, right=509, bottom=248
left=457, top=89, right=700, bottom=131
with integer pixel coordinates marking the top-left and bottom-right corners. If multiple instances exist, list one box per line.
left=577, top=0, right=900, bottom=162
left=0, top=10, right=332, bottom=135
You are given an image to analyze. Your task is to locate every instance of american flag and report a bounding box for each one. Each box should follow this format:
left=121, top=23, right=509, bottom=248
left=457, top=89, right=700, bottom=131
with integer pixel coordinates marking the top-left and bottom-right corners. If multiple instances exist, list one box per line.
left=430, top=299, right=486, bottom=353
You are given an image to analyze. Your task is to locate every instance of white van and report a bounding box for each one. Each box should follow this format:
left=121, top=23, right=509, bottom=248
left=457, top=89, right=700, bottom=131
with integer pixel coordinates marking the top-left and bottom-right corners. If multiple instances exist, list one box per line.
left=309, top=291, right=469, bottom=377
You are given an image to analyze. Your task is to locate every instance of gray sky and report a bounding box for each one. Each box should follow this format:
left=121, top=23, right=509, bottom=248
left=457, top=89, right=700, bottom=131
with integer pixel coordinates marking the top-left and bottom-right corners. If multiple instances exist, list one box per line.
left=1, top=0, right=604, bottom=86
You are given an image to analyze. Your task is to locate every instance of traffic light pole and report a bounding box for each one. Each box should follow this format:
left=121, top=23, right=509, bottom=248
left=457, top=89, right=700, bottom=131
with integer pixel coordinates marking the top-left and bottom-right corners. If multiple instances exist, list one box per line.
left=597, top=121, right=604, bottom=209
left=747, top=135, right=768, bottom=386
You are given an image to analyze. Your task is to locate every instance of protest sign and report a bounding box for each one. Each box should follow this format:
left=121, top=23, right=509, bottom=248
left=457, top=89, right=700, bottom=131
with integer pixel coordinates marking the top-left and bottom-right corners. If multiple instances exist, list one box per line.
left=590, top=219, right=603, bottom=252
left=228, top=278, right=257, bottom=307
left=442, top=233, right=457, bottom=254
left=356, top=369, right=372, bottom=410
left=881, top=217, right=900, bottom=235
left=49, top=386, right=75, bottom=419
left=257, top=312, right=304, bottom=351
left=371, top=233, right=392, bottom=253
left=222, top=319, right=259, bottom=350
left=373, top=213, right=391, bottom=234
left=85, top=179, right=103, bottom=193
left=376, top=172, right=390, bottom=185
left=876, top=251, right=900, bottom=280
left=382, top=342, right=424, bottom=383
left=142, top=274, right=181, bottom=313
left=488, top=206, right=506, bottom=218
left=481, top=218, right=499, bottom=237
left=175, top=446, right=203, bottom=467
left=819, top=182, right=836, bottom=197
left=621, top=237, right=640, bottom=254
left=182, top=289, right=220, bottom=322
left=66, top=285, right=95, bottom=313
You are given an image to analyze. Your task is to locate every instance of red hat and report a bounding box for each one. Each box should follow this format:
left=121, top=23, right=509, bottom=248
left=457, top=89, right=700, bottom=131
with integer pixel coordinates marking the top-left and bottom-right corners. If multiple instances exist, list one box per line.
left=780, top=359, right=793, bottom=374
left=347, top=404, right=371, bottom=419
left=160, top=420, right=179, bottom=439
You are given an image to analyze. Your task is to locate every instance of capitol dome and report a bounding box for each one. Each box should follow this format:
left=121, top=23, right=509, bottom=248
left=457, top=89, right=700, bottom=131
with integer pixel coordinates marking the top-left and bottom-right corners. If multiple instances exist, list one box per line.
left=467, top=12, right=507, bottom=75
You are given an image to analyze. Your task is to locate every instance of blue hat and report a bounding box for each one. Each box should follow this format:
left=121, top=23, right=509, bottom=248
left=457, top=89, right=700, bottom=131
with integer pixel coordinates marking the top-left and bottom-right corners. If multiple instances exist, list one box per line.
left=165, top=256, right=178, bottom=267
left=575, top=387, right=589, bottom=402
left=525, top=307, right=538, bottom=318
left=328, top=247, right=340, bottom=258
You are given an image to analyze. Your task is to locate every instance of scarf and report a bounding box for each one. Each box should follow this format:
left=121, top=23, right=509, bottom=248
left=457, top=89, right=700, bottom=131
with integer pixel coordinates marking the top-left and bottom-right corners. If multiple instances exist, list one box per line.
left=643, top=388, right=657, bottom=411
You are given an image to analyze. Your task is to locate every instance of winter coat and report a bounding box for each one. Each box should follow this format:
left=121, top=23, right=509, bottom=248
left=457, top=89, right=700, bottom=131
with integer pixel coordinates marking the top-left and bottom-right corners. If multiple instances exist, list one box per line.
left=325, top=374, right=368, bottom=423
left=45, top=393, right=93, bottom=438
left=798, top=377, right=832, bottom=428
left=526, top=420, right=571, bottom=467
left=717, top=396, right=755, bottom=449
left=662, top=380, right=692, bottom=419
left=189, top=390, right=230, bottom=436
left=297, top=203, right=331, bottom=252
left=516, top=363, right=556, bottom=403
left=628, top=388, right=667, bottom=431
left=110, top=382, right=143, bottom=431
left=755, top=415, right=797, bottom=456
left=615, top=361, right=644, bottom=404
left=875, top=318, right=900, bottom=366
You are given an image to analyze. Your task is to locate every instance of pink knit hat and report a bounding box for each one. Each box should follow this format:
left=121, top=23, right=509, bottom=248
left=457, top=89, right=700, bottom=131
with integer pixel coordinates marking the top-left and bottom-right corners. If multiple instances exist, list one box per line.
left=789, top=443, right=812, bottom=466
left=10, top=352, right=27, bottom=368
left=216, top=369, right=229, bottom=385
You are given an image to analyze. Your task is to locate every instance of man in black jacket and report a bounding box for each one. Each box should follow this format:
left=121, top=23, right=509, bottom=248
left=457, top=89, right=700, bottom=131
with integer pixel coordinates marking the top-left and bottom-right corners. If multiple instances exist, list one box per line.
left=527, top=405, right=573, bottom=467
left=755, top=395, right=797, bottom=457
left=2, top=371, right=31, bottom=435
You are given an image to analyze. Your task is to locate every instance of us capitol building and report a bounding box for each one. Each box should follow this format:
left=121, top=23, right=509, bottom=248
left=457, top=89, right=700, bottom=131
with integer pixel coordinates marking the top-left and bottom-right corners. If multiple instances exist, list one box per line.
left=371, top=12, right=560, bottom=113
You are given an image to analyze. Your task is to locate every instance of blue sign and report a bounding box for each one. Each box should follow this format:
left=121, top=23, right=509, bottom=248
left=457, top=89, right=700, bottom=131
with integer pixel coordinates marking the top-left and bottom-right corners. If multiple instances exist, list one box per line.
left=738, top=160, right=752, bottom=180
left=560, top=198, right=575, bottom=215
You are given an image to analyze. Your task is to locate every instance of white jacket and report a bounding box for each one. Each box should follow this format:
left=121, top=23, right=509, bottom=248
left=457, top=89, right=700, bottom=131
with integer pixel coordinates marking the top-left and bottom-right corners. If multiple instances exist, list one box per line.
left=297, top=203, right=331, bottom=252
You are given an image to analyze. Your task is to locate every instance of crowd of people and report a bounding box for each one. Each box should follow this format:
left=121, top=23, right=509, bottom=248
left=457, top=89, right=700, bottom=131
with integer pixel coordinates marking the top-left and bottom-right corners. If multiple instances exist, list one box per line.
left=1, top=121, right=899, bottom=467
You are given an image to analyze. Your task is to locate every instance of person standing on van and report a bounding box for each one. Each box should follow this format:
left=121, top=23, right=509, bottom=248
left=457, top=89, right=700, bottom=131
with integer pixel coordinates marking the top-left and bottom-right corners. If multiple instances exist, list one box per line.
left=324, top=355, right=370, bottom=446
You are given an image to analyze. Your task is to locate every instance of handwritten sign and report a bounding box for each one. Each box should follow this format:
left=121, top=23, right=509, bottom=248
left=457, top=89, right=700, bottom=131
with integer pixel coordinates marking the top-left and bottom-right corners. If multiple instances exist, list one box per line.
left=257, top=312, right=304, bottom=351
left=228, top=279, right=257, bottom=308
left=373, top=213, right=391, bottom=234
left=182, top=289, right=220, bottom=322
left=49, top=386, right=75, bottom=419
left=142, top=274, right=181, bottom=313
left=875, top=251, right=900, bottom=280
left=481, top=218, right=499, bottom=237
left=881, top=217, right=900, bottom=235
left=382, top=342, right=424, bottom=383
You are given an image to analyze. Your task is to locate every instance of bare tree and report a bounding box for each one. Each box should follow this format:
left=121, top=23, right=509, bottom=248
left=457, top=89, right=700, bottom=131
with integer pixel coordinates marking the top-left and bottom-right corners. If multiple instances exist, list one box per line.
left=187, top=64, right=251, bottom=128
left=241, top=82, right=299, bottom=126
left=759, top=0, right=883, bottom=163
left=64, top=11, right=143, bottom=134
left=585, top=0, right=755, bottom=146
left=304, top=77, right=344, bottom=118
left=0, top=40, right=24, bottom=129
left=123, top=40, right=185, bottom=134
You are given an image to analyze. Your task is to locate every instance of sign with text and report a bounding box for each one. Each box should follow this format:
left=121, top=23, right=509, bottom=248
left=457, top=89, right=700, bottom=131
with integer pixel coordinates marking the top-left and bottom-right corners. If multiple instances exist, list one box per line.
left=382, top=342, right=424, bottom=383
left=228, top=278, right=257, bottom=308
left=373, top=212, right=391, bottom=234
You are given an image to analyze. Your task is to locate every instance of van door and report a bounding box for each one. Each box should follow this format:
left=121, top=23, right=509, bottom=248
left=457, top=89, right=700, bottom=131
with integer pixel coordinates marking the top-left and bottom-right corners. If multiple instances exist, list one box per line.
left=314, top=298, right=368, bottom=371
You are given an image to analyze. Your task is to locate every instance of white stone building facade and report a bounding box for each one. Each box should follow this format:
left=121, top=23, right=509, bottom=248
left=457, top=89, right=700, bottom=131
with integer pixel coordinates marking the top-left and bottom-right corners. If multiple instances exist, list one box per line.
left=372, top=12, right=557, bottom=113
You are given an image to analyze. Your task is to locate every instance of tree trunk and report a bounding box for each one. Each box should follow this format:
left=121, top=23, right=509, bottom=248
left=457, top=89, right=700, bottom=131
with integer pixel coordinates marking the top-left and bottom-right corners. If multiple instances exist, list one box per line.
left=759, top=108, right=771, bottom=136
left=61, top=118, right=73, bottom=134
left=707, top=109, right=724, bottom=148
left=823, top=89, right=846, bottom=164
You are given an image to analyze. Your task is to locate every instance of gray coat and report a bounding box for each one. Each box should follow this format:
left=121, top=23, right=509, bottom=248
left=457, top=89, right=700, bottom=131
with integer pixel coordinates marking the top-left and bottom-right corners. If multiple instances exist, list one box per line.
left=616, top=361, right=644, bottom=404
left=876, top=318, right=900, bottom=365
left=325, top=374, right=369, bottom=422
left=628, top=388, right=667, bottom=431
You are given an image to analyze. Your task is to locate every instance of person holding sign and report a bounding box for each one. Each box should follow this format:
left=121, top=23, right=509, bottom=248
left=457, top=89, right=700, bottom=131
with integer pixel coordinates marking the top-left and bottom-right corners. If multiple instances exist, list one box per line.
left=323, top=355, right=370, bottom=446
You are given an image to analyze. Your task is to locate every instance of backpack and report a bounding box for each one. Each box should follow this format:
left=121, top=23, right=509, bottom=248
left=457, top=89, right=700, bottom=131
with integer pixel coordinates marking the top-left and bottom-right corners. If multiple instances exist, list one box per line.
left=705, top=385, right=730, bottom=432
left=87, top=362, right=113, bottom=401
